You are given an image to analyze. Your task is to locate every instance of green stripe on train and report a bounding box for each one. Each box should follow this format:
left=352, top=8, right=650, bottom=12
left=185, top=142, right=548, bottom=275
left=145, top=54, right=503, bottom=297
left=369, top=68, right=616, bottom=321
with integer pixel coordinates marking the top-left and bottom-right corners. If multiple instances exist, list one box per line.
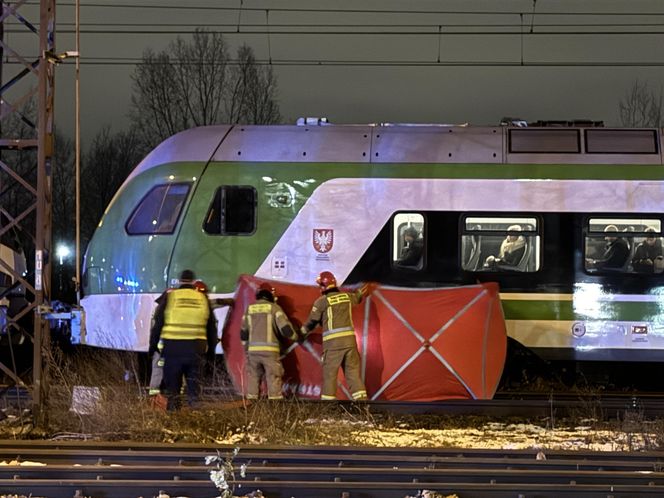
left=86, top=160, right=664, bottom=295
left=501, top=299, right=664, bottom=321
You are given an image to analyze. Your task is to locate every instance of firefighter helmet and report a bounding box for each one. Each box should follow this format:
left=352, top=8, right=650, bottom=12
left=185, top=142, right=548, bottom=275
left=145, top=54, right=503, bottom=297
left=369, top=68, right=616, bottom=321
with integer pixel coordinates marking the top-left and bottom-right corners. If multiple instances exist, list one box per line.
left=316, top=271, right=337, bottom=290
left=256, top=282, right=276, bottom=302
left=193, top=280, right=208, bottom=293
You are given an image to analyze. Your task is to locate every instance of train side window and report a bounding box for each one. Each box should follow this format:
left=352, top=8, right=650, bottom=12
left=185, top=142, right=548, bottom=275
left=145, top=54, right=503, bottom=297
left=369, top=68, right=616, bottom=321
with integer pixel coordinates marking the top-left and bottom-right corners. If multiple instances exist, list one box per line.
left=125, top=182, right=191, bottom=235
left=585, top=217, right=663, bottom=274
left=509, top=129, right=580, bottom=153
left=392, top=213, right=425, bottom=270
left=204, top=185, right=257, bottom=235
left=585, top=129, right=659, bottom=154
left=461, top=216, right=540, bottom=273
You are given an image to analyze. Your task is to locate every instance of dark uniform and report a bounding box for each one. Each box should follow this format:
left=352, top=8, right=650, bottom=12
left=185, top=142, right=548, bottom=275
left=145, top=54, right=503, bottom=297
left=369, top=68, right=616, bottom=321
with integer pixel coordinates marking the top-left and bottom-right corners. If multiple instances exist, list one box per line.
left=149, top=270, right=217, bottom=410
left=241, top=287, right=297, bottom=399
left=302, top=276, right=367, bottom=401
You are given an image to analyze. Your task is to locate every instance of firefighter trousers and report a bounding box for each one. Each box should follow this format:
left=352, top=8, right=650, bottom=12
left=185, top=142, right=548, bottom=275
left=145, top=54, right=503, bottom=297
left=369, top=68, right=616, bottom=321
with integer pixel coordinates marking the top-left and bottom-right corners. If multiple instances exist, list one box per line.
left=246, top=351, right=285, bottom=399
left=322, top=346, right=367, bottom=400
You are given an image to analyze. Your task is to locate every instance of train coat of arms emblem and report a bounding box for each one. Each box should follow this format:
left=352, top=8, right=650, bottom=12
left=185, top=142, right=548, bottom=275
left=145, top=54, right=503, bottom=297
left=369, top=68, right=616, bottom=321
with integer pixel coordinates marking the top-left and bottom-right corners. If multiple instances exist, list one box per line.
left=312, top=228, right=334, bottom=253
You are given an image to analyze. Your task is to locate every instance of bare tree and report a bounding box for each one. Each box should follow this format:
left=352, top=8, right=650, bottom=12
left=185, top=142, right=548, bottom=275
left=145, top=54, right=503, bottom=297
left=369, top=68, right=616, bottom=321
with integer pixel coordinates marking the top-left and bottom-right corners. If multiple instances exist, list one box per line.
left=130, top=50, right=184, bottom=144
left=130, top=29, right=281, bottom=148
left=619, top=80, right=663, bottom=128
left=52, top=130, right=74, bottom=247
left=226, top=44, right=281, bottom=125
left=171, top=30, right=230, bottom=127
left=80, top=126, right=143, bottom=248
left=51, top=131, right=76, bottom=300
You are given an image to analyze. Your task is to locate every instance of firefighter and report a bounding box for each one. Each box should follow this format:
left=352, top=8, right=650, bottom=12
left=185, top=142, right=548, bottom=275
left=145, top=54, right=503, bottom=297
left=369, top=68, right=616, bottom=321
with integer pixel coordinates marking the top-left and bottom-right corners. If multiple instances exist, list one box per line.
left=241, top=283, right=298, bottom=400
left=301, top=271, right=369, bottom=401
left=149, top=269, right=217, bottom=410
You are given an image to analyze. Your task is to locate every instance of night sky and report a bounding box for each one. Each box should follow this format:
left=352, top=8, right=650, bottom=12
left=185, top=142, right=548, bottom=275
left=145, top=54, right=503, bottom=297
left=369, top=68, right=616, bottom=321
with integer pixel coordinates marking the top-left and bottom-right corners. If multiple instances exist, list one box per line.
left=11, top=0, right=664, bottom=143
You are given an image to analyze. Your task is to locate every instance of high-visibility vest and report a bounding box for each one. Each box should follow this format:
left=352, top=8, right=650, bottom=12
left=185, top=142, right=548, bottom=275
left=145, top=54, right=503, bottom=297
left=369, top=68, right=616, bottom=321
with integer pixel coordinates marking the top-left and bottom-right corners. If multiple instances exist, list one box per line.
left=244, top=299, right=295, bottom=353
left=307, top=291, right=360, bottom=343
left=161, top=288, right=209, bottom=341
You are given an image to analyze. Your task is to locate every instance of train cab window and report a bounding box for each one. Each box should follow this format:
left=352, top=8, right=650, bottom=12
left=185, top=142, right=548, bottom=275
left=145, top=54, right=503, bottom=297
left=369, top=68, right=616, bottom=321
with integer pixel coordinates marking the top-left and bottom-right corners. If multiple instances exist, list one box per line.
left=461, top=216, right=540, bottom=273
left=204, top=185, right=257, bottom=235
left=125, top=183, right=191, bottom=235
left=392, top=213, right=425, bottom=270
left=585, top=218, right=663, bottom=274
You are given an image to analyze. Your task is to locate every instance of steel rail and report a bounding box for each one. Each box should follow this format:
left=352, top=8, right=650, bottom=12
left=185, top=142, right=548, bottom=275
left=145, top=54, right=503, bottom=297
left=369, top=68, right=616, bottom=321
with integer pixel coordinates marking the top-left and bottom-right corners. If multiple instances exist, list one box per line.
left=4, top=464, right=664, bottom=485
left=0, top=443, right=664, bottom=497
left=0, top=478, right=663, bottom=498
left=3, top=447, right=664, bottom=472
left=3, top=441, right=664, bottom=465
left=4, top=386, right=664, bottom=418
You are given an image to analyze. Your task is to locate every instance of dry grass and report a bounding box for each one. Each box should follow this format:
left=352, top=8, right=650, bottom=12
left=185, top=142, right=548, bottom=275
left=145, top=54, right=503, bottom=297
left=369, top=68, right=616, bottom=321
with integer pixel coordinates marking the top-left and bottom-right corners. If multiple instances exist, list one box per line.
left=22, top=347, right=392, bottom=444
left=0, top=348, right=663, bottom=453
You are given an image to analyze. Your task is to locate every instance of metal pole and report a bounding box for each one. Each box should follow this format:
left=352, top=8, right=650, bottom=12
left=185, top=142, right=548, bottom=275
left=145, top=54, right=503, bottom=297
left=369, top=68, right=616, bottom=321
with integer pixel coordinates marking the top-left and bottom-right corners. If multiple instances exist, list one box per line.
left=75, top=0, right=80, bottom=306
left=33, top=0, right=55, bottom=424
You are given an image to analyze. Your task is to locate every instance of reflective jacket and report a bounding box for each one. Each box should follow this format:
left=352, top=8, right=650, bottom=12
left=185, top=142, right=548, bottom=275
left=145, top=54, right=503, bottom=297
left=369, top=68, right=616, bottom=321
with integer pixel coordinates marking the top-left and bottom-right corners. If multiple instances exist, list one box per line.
left=161, top=288, right=210, bottom=340
left=241, top=298, right=296, bottom=353
left=149, top=285, right=218, bottom=358
left=303, top=288, right=362, bottom=345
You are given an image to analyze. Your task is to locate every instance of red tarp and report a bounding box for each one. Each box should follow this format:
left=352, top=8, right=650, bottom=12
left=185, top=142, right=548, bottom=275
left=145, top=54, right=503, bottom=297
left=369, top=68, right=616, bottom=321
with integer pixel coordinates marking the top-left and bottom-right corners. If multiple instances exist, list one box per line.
left=222, top=275, right=506, bottom=401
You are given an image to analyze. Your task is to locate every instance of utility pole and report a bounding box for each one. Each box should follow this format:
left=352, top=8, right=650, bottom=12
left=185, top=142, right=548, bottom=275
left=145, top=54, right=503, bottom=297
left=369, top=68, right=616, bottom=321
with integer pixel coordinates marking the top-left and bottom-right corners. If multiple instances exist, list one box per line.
left=0, top=1, right=4, bottom=225
left=75, top=0, right=80, bottom=306
left=0, top=0, right=56, bottom=424
left=33, top=0, right=56, bottom=424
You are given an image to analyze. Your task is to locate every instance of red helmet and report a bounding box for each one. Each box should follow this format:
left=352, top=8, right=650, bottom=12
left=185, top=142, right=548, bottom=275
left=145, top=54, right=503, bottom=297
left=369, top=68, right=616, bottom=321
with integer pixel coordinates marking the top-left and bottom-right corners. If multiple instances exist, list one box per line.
left=193, top=280, right=208, bottom=293
left=316, top=271, right=337, bottom=290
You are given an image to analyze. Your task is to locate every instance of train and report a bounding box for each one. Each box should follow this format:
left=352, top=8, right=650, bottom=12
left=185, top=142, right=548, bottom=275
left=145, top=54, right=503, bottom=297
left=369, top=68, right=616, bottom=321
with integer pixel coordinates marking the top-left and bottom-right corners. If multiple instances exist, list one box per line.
left=81, top=122, right=664, bottom=364
left=1, top=209, right=28, bottom=337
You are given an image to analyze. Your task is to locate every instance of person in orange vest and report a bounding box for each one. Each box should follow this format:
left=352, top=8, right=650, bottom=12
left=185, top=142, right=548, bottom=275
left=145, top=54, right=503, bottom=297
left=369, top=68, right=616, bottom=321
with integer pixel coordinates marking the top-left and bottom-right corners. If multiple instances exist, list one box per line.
left=301, top=271, right=369, bottom=401
left=149, top=269, right=217, bottom=410
left=241, top=283, right=298, bottom=400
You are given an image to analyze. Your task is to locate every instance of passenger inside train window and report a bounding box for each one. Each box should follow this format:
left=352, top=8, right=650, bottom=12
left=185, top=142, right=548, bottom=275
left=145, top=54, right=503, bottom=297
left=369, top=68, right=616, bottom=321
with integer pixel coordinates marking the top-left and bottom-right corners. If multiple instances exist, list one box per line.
left=482, top=225, right=526, bottom=270
left=395, top=226, right=424, bottom=268
left=585, top=224, right=630, bottom=271
left=631, top=227, right=664, bottom=274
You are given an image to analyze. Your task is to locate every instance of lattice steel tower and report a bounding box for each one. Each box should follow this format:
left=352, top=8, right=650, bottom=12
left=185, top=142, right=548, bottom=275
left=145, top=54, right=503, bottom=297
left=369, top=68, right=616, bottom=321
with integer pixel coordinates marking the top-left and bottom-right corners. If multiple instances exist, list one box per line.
left=0, top=0, right=56, bottom=422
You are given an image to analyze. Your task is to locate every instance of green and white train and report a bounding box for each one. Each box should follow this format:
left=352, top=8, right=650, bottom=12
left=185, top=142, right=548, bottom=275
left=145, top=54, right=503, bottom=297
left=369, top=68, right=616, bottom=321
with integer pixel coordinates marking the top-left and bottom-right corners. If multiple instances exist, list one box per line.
left=81, top=122, right=664, bottom=362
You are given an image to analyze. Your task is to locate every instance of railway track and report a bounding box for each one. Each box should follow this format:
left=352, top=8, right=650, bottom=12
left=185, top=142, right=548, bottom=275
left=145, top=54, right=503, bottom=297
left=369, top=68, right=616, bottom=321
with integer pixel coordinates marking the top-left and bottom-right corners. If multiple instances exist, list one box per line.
left=370, top=391, right=664, bottom=418
left=2, top=387, right=664, bottom=419
left=1, top=442, right=664, bottom=497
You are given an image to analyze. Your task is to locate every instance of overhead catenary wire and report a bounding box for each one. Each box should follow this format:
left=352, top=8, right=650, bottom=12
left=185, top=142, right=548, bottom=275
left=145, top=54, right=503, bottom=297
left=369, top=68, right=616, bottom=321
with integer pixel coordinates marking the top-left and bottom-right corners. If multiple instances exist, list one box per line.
left=4, top=4, right=663, bottom=68
left=52, top=3, right=664, bottom=16
left=25, top=22, right=664, bottom=28
left=5, top=58, right=664, bottom=67
left=7, top=28, right=664, bottom=35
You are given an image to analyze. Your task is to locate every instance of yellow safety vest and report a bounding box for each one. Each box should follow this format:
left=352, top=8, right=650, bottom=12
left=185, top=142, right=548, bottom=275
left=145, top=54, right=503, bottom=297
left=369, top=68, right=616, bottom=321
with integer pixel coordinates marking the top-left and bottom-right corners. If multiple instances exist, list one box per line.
left=161, top=288, right=209, bottom=341
left=322, top=292, right=356, bottom=342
